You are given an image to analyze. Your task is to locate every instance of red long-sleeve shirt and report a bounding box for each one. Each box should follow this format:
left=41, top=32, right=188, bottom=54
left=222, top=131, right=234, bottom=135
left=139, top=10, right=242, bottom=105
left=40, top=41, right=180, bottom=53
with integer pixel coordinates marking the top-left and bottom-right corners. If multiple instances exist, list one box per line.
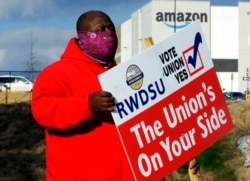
left=31, top=38, right=134, bottom=181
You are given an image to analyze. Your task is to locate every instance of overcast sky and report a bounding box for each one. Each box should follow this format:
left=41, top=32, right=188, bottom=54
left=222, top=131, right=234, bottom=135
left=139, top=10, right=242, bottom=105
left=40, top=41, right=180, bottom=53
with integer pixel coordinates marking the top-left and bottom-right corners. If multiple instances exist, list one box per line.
left=0, top=0, right=248, bottom=71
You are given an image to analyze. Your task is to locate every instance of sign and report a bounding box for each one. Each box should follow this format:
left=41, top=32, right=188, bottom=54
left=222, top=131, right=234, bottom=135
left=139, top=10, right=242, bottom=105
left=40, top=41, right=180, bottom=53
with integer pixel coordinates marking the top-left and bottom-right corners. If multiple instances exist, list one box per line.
left=98, top=22, right=234, bottom=181
left=243, top=77, right=250, bottom=81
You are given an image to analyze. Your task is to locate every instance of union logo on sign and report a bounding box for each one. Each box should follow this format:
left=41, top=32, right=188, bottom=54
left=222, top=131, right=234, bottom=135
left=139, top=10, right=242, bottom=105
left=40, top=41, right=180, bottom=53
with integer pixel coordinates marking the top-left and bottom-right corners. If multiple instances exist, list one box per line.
left=126, top=64, right=144, bottom=90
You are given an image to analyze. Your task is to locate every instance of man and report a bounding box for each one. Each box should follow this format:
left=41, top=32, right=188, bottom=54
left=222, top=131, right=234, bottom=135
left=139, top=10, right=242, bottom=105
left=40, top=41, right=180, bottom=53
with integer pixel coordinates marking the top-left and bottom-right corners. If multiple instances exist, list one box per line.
left=32, top=10, right=134, bottom=180
left=32, top=10, right=200, bottom=181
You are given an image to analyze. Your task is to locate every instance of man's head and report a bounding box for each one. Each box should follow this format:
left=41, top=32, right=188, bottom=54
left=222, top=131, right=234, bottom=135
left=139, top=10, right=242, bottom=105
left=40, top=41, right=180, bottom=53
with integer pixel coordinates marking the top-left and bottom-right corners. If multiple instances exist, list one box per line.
left=76, top=11, right=115, bottom=32
left=76, top=11, right=118, bottom=65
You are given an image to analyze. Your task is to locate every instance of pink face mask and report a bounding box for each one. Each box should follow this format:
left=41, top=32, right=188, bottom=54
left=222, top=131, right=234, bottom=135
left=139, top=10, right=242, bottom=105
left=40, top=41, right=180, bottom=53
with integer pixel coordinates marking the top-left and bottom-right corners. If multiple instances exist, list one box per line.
left=77, top=30, right=118, bottom=64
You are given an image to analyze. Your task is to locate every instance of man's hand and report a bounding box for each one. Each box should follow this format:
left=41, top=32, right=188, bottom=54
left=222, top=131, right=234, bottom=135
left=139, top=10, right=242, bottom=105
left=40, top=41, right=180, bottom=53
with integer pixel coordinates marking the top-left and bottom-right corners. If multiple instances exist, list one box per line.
left=189, top=157, right=201, bottom=176
left=90, top=91, right=116, bottom=113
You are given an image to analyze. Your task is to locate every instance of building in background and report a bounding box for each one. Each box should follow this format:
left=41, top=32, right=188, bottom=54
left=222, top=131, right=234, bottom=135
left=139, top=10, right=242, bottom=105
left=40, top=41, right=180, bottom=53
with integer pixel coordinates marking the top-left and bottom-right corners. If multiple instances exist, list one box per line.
left=115, top=0, right=250, bottom=93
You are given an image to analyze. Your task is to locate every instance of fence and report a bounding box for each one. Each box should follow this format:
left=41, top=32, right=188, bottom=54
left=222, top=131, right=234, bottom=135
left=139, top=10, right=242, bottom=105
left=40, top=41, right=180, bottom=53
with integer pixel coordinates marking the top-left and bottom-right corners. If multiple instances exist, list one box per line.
left=0, top=71, right=38, bottom=104
left=0, top=88, right=32, bottom=104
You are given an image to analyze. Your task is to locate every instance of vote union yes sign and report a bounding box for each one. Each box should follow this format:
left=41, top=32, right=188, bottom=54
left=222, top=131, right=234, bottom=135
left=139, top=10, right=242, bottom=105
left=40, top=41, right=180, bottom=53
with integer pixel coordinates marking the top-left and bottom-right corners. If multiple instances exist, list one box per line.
left=98, top=22, right=234, bottom=181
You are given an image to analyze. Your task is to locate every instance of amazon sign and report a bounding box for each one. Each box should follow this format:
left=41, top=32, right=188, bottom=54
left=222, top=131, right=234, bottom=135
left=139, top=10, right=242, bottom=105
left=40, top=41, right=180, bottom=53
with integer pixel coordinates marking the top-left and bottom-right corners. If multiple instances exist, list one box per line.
left=156, top=11, right=208, bottom=29
left=99, top=22, right=233, bottom=181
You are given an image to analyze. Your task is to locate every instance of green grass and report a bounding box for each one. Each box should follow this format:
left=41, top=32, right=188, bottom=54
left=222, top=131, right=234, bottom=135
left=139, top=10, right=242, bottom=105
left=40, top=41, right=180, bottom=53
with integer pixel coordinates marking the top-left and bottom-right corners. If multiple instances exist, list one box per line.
left=198, top=141, right=237, bottom=181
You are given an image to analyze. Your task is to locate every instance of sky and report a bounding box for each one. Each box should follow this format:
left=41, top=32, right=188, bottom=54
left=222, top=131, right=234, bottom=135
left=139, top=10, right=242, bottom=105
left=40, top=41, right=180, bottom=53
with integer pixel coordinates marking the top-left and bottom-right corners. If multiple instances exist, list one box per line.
left=0, top=0, right=248, bottom=71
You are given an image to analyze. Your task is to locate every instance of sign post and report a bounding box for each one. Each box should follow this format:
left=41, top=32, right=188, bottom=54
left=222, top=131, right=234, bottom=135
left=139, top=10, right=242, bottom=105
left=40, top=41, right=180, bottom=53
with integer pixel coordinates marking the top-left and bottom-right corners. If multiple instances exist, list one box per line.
left=245, top=68, right=249, bottom=93
left=242, top=76, right=250, bottom=92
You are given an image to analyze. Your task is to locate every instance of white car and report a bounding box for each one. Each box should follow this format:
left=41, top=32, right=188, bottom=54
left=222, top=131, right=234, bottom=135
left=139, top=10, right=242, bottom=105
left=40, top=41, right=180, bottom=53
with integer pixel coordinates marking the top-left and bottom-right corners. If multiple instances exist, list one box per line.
left=0, top=75, right=34, bottom=92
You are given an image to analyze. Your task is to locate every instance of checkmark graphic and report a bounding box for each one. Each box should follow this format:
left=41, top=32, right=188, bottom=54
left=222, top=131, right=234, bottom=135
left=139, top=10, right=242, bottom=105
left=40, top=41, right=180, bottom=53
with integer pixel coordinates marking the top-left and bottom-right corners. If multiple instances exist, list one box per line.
left=188, top=32, right=202, bottom=68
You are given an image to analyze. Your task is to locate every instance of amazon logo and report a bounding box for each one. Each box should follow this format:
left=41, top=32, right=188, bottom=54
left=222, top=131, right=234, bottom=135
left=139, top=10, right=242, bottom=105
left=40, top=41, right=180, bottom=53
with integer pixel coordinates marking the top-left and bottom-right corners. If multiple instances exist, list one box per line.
left=156, top=11, right=208, bottom=29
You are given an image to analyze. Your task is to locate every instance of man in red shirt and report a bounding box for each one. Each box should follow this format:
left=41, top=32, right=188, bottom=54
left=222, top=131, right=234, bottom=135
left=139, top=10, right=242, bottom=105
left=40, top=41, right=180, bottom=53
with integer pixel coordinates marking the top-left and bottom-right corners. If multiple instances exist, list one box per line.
left=31, top=10, right=200, bottom=181
left=32, top=10, right=135, bottom=180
